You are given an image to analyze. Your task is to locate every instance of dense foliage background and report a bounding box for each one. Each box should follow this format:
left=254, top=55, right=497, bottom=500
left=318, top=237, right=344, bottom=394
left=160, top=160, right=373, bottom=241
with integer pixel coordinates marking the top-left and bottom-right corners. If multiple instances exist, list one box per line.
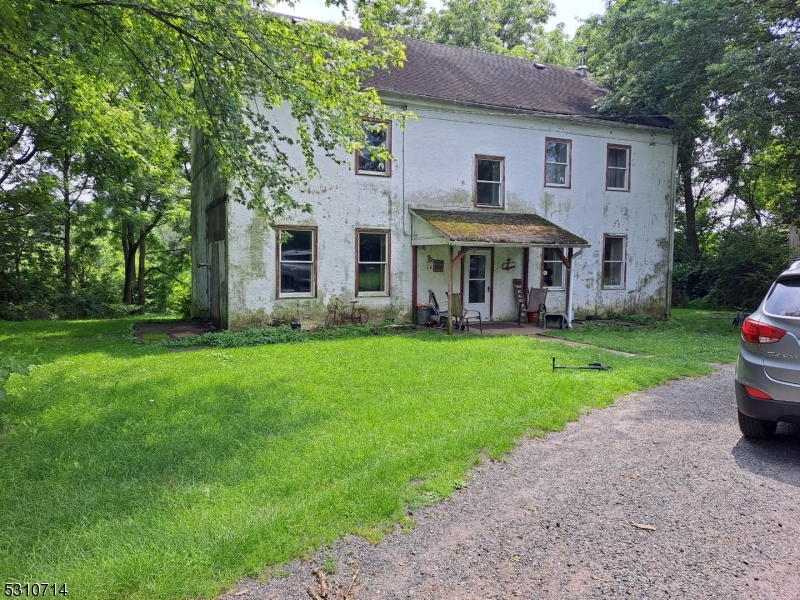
left=1, top=0, right=405, bottom=320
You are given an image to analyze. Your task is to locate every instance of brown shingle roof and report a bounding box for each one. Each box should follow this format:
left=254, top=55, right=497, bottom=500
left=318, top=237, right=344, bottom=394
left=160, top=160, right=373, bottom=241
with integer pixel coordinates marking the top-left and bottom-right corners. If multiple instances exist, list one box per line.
left=361, top=36, right=671, bottom=128
left=410, top=209, right=590, bottom=247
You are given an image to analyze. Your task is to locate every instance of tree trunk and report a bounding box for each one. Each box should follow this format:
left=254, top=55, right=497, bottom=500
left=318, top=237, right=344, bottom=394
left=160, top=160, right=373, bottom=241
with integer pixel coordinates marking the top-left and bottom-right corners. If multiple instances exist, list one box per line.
left=680, top=164, right=700, bottom=256
left=13, top=246, right=23, bottom=302
left=121, top=220, right=137, bottom=305
left=63, top=155, right=73, bottom=294
left=138, top=233, right=146, bottom=314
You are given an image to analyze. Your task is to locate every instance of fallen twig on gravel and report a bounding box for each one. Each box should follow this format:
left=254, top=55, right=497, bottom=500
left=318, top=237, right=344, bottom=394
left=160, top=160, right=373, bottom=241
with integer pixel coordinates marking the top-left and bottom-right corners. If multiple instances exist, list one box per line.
left=306, top=564, right=361, bottom=599
left=343, top=566, right=360, bottom=599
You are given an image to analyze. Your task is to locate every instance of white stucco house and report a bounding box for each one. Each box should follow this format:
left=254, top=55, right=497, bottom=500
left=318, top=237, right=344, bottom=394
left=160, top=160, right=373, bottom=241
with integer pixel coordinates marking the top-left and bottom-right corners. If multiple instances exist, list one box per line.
left=190, top=34, right=677, bottom=330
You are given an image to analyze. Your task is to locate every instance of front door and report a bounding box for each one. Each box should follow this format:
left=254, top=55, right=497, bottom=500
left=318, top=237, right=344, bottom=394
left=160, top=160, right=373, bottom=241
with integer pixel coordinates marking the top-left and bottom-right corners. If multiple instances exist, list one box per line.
left=464, top=250, right=491, bottom=319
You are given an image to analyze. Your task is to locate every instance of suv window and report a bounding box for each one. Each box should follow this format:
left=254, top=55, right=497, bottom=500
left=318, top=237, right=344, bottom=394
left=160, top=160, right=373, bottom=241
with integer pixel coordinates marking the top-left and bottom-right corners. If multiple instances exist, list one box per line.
left=765, top=279, right=800, bottom=317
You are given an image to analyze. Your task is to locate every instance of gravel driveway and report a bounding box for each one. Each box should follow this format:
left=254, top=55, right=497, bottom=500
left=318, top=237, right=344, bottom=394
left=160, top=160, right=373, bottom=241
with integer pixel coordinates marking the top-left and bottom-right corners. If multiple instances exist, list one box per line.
left=221, top=364, right=800, bottom=600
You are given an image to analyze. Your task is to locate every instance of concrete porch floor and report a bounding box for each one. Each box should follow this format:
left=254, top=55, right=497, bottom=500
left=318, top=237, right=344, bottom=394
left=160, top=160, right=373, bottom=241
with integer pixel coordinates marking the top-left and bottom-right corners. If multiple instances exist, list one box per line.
left=430, top=319, right=574, bottom=335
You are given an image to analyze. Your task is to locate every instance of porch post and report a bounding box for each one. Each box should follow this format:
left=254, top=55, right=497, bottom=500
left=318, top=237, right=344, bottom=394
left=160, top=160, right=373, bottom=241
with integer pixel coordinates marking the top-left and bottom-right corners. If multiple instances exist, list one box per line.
left=565, top=247, right=574, bottom=327
left=412, top=246, right=418, bottom=324
left=522, top=247, right=530, bottom=301
left=447, top=245, right=454, bottom=335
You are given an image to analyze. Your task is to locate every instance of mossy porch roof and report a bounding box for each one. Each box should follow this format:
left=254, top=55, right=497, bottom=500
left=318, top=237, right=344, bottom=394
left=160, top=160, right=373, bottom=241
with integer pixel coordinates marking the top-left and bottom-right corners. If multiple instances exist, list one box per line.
left=410, top=209, right=590, bottom=247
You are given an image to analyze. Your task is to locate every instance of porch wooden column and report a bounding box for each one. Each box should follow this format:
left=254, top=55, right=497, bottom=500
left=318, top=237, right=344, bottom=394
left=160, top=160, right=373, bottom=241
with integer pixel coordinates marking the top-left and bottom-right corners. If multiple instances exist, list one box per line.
left=447, top=245, right=454, bottom=335
left=411, top=246, right=418, bottom=324
left=522, top=247, right=530, bottom=301
left=565, top=247, right=574, bottom=327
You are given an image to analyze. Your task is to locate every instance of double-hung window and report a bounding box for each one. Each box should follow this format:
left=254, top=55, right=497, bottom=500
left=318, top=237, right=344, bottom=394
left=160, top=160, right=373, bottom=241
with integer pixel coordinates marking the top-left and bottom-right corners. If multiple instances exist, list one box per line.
left=356, top=120, right=391, bottom=176
left=602, top=235, right=626, bottom=289
left=277, top=227, right=316, bottom=297
left=356, top=229, right=390, bottom=295
left=606, top=145, right=631, bottom=191
left=475, top=156, right=504, bottom=207
left=545, top=138, right=571, bottom=187
left=542, top=248, right=565, bottom=289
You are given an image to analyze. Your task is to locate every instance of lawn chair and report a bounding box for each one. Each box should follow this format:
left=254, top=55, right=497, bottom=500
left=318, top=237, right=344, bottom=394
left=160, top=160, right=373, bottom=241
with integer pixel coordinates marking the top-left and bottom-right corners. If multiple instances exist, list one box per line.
left=527, top=287, right=548, bottom=327
left=427, top=289, right=448, bottom=328
left=451, top=292, right=482, bottom=333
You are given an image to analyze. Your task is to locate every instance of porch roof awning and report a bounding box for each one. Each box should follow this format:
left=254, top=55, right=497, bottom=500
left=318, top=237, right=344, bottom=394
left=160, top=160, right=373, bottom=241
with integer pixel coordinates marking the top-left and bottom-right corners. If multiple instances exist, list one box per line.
left=409, top=208, right=590, bottom=247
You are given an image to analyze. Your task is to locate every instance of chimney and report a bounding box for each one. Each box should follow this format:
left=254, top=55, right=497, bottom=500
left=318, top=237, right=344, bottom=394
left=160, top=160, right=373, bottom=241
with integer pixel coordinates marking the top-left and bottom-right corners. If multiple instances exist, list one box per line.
left=576, top=45, right=588, bottom=78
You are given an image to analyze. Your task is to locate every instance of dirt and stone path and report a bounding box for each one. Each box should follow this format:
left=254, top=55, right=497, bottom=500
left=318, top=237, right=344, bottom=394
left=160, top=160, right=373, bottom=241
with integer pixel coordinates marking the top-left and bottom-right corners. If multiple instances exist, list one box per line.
left=221, top=365, right=800, bottom=600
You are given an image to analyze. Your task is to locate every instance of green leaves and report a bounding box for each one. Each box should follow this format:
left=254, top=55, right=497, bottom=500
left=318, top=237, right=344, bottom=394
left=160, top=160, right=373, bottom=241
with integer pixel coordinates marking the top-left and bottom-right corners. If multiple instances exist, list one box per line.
left=0, top=352, right=36, bottom=400
left=374, top=0, right=577, bottom=66
left=2, top=0, right=409, bottom=224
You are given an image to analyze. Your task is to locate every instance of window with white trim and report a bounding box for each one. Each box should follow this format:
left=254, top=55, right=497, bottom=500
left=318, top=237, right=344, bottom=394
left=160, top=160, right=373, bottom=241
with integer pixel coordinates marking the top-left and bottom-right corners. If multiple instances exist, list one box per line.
left=602, top=236, right=626, bottom=289
left=475, top=156, right=504, bottom=207
left=606, top=145, right=630, bottom=191
left=356, top=121, right=391, bottom=176
left=357, top=230, right=389, bottom=295
left=542, top=248, right=565, bottom=289
left=278, top=228, right=315, bottom=297
left=545, top=139, right=571, bottom=187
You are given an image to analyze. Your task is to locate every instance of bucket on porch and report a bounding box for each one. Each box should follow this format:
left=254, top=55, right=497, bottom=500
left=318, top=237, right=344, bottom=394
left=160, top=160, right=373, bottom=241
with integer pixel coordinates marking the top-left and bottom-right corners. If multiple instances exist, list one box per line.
left=526, top=311, right=538, bottom=324
left=416, top=307, right=432, bottom=325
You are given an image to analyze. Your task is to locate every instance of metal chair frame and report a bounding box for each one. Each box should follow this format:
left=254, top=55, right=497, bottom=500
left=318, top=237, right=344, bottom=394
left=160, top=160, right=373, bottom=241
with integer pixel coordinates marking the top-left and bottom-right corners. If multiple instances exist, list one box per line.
left=451, top=292, right=482, bottom=333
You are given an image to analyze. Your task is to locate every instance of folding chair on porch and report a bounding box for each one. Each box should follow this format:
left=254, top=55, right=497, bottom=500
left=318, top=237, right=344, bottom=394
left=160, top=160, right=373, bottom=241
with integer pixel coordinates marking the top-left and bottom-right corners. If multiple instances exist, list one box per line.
left=513, top=280, right=548, bottom=326
left=527, top=287, right=548, bottom=327
left=451, top=293, right=482, bottom=333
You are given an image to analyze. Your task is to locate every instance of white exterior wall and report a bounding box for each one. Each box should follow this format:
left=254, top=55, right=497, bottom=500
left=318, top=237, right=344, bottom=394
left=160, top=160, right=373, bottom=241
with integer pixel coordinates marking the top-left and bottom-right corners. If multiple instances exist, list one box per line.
left=222, top=98, right=676, bottom=328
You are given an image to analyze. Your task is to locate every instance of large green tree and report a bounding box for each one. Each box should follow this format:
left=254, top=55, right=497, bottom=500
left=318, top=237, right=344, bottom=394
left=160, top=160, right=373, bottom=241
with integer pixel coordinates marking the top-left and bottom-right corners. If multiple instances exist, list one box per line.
left=376, top=0, right=577, bottom=66
left=434, top=0, right=554, bottom=53
left=89, top=117, right=189, bottom=309
left=1, top=0, right=408, bottom=225
left=0, top=182, right=61, bottom=308
left=583, top=0, right=800, bottom=254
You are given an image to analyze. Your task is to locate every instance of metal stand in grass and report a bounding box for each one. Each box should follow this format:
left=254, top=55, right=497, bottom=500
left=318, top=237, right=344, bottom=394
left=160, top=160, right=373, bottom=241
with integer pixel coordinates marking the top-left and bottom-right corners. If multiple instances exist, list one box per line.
left=732, top=306, right=750, bottom=327
left=324, top=298, right=367, bottom=327
left=552, top=357, right=612, bottom=371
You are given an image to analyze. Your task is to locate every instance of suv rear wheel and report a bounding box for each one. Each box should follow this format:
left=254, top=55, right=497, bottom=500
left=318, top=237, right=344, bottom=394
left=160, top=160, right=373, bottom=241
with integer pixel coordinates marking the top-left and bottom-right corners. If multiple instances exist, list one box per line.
left=737, top=410, right=778, bottom=439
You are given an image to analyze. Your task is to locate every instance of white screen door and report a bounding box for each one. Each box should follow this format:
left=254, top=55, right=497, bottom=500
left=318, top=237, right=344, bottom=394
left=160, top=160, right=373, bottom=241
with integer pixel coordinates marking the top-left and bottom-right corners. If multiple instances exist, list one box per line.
left=465, top=250, right=491, bottom=319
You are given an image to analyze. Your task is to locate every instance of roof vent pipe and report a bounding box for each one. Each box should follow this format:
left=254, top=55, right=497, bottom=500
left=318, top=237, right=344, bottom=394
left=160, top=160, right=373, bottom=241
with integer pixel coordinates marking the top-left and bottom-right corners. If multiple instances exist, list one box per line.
left=576, top=45, right=588, bottom=78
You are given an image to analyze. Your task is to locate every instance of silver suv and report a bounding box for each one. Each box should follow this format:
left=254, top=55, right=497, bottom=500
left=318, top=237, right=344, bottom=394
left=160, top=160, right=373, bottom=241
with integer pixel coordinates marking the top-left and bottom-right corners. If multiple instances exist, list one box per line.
left=736, top=260, right=800, bottom=438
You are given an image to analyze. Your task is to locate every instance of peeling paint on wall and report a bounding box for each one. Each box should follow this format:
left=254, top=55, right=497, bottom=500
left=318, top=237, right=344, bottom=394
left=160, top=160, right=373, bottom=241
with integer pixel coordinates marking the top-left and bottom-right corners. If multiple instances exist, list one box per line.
left=541, top=192, right=554, bottom=217
left=246, top=218, right=267, bottom=279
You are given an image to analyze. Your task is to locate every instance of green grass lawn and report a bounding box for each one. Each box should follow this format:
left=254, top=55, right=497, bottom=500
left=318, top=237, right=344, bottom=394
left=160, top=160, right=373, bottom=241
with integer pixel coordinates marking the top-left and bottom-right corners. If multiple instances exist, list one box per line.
left=0, top=310, right=740, bottom=599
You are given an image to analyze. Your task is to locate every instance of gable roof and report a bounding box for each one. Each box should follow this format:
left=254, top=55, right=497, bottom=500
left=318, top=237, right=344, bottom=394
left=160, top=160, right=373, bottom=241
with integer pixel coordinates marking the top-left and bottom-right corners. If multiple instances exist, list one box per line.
left=362, top=36, right=671, bottom=128
left=409, top=209, right=590, bottom=247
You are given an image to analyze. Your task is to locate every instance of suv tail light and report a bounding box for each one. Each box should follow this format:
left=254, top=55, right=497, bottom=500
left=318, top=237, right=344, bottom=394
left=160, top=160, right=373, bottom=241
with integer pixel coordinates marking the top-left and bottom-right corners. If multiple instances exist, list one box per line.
left=744, top=385, right=773, bottom=400
left=741, top=317, right=787, bottom=344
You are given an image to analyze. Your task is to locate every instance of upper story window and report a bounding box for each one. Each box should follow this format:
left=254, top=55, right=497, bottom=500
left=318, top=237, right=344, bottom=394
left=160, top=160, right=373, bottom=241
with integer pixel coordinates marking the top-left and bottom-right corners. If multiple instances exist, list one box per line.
left=356, top=120, right=391, bottom=177
left=606, top=145, right=631, bottom=191
left=356, top=229, right=390, bottom=295
left=545, top=138, right=571, bottom=188
left=542, top=248, right=566, bottom=289
left=475, top=155, right=504, bottom=207
left=602, top=235, right=626, bottom=289
left=277, top=227, right=316, bottom=298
